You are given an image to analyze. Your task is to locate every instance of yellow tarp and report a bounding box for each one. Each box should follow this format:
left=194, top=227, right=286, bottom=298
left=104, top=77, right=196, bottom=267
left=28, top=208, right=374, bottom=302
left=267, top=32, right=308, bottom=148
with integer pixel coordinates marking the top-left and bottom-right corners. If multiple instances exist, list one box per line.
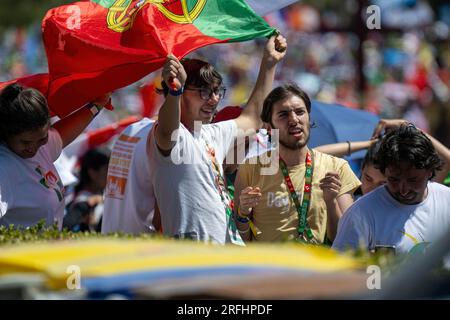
left=0, top=239, right=362, bottom=290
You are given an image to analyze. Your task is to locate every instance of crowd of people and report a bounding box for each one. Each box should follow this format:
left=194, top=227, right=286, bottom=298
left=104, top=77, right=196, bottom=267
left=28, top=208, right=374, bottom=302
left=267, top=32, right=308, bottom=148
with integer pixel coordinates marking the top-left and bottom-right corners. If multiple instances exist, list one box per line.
left=2, top=11, right=449, bottom=140
left=1, top=31, right=449, bottom=256
left=1, top=1, right=450, bottom=256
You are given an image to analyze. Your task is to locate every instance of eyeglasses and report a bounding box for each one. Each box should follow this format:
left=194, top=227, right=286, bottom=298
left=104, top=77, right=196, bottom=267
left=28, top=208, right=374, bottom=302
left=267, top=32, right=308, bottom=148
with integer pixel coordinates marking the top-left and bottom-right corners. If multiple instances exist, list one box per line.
left=185, top=86, right=226, bottom=101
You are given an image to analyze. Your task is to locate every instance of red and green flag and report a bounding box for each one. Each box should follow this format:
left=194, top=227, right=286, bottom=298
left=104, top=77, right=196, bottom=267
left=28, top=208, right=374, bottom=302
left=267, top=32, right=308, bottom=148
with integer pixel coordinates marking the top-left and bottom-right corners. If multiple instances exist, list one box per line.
left=42, top=0, right=276, bottom=117
left=0, top=73, right=49, bottom=98
left=0, top=73, right=57, bottom=115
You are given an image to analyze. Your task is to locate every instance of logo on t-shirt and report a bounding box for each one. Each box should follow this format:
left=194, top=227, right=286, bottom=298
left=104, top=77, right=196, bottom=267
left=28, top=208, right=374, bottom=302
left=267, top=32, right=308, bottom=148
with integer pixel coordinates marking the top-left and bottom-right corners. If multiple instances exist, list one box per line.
left=104, top=133, right=140, bottom=200
left=105, top=175, right=127, bottom=199
left=401, top=230, right=430, bottom=254
left=35, top=166, right=64, bottom=202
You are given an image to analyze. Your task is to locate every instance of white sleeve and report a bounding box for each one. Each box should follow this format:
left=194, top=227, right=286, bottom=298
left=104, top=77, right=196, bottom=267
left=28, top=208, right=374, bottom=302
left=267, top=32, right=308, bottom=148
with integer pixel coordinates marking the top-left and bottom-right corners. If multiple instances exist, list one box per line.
left=150, top=124, right=185, bottom=164
left=204, top=120, right=237, bottom=163
left=332, top=204, right=371, bottom=251
left=0, top=170, right=11, bottom=217
left=47, top=128, right=63, bottom=162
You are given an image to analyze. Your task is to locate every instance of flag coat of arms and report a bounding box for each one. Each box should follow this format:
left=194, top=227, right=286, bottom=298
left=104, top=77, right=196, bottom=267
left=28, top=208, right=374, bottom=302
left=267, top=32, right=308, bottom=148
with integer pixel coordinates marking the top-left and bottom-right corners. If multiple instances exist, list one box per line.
left=42, top=0, right=276, bottom=117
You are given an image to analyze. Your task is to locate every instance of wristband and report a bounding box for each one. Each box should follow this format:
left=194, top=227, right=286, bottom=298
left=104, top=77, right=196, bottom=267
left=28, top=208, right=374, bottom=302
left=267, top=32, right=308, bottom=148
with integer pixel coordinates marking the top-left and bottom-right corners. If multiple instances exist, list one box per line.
left=235, top=212, right=250, bottom=224
left=86, top=102, right=102, bottom=117
left=235, top=210, right=262, bottom=237
left=238, top=226, right=250, bottom=233
left=169, top=86, right=184, bottom=96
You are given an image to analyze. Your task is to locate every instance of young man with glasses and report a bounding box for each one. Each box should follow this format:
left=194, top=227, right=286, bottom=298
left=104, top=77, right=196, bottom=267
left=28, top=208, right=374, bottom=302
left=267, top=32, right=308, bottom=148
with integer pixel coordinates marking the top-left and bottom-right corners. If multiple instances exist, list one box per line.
left=149, top=34, right=286, bottom=245
left=102, top=35, right=287, bottom=243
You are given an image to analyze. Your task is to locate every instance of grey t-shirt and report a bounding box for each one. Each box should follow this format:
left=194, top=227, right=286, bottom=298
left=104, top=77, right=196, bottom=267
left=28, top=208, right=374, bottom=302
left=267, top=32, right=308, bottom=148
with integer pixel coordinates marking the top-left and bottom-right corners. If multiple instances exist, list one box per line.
left=149, top=120, right=237, bottom=244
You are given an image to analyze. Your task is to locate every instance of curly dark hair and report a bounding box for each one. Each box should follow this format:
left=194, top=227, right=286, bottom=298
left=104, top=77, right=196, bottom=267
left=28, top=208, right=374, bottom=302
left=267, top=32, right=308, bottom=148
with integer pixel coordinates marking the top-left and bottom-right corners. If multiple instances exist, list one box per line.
left=260, top=82, right=311, bottom=125
left=362, top=140, right=382, bottom=170
left=374, top=124, right=442, bottom=179
left=0, top=83, right=50, bottom=142
left=158, top=58, right=223, bottom=96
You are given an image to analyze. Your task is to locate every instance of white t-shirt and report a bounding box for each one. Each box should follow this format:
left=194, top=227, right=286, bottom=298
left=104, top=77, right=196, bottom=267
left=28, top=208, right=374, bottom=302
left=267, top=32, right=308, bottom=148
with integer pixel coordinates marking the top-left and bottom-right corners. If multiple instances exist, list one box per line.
left=148, top=120, right=237, bottom=244
left=245, top=129, right=273, bottom=160
left=102, top=118, right=156, bottom=234
left=333, top=182, right=450, bottom=254
left=0, top=128, right=64, bottom=229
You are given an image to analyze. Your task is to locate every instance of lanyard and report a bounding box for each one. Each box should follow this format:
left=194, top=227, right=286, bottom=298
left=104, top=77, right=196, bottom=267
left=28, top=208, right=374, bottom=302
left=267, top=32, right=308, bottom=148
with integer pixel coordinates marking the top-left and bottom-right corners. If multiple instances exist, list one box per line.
left=279, top=150, right=314, bottom=241
left=206, top=143, right=233, bottom=209
left=204, top=140, right=244, bottom=246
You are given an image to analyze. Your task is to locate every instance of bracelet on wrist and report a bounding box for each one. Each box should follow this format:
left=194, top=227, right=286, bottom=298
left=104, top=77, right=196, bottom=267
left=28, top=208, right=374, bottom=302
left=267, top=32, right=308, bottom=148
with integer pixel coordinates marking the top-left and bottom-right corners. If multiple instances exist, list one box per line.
left=86, top=102, right=103, bottom=117
left=235, top=211, right=250, bottom=224
left=238, top=225, right=250, bottom=233
left=169, top=86, right=184, bottom=96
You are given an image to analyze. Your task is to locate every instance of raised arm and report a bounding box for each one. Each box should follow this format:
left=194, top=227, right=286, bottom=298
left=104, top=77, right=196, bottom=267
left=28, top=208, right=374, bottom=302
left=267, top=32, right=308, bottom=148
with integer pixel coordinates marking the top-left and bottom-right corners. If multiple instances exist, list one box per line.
left=53, top=93, right=111, bottom=148
left=429, top=133, right=450, bottom=183
left=234, top=34, right=287, bottom=133
left=372, top=119, right=450, bottom=183
left=154, top=55, right=187, bottom=155
left=315, top=139, right=377, bottom=158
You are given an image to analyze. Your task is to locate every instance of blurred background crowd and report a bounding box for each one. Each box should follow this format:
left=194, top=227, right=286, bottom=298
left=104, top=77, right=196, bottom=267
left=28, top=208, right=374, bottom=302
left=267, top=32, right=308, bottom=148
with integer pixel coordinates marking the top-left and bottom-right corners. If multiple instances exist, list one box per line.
left=1, top=0, right=449, bottom=144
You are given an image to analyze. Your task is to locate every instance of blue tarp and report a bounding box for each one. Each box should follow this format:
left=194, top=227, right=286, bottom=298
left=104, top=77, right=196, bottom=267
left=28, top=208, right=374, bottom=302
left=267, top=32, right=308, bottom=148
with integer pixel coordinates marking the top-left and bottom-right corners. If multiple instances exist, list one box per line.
left=309, top=100, right=380, bottom=163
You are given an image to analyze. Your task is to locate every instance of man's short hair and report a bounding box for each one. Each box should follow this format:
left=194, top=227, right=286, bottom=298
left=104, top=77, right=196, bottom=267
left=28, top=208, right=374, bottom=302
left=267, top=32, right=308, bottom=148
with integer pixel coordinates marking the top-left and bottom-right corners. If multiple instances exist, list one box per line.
left=159, top=58, right=222, bottom=96
left=260, top=82, right=311, bottom=124
left=374, top=124, right=442, bottom=178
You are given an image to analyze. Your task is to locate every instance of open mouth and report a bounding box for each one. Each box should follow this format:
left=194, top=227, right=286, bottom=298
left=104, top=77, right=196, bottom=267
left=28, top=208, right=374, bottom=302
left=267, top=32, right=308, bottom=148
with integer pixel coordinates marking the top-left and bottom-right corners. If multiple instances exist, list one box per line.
left=288, top=127, right=303, bottom=137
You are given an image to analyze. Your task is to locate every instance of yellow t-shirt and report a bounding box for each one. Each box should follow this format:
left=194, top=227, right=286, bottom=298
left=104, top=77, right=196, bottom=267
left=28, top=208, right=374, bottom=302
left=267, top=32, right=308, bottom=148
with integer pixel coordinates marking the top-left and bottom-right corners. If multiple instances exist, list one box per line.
left=236, top=149, right=361, bottom=243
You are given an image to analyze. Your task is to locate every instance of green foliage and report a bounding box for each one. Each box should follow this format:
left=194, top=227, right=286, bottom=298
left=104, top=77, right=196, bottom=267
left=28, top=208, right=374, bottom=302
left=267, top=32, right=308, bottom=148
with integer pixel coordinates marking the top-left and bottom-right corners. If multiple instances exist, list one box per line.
left=0, top=220, right=161, bottom=245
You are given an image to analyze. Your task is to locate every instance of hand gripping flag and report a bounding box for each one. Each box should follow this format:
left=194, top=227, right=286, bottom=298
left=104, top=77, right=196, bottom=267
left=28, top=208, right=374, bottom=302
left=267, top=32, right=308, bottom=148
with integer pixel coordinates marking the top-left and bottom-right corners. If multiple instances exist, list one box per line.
left=42, top=0, right=276, bottom=117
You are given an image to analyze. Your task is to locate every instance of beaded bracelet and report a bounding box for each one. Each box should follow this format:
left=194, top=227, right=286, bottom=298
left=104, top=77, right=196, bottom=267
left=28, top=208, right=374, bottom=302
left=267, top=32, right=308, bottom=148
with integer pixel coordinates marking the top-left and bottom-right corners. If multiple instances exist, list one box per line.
left=169, top=86, right=184, bottom=96
left=235, top=213, right=250, bottom=224
left=238, top=226, right=250, bottom=233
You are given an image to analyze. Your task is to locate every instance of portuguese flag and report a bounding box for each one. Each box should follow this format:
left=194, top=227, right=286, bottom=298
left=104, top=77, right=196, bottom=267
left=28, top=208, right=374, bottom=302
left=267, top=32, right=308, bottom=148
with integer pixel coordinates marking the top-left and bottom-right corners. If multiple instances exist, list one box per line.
left=42, top=0, right=276, bottom=117
left=0, top=74, right=49, bottom=99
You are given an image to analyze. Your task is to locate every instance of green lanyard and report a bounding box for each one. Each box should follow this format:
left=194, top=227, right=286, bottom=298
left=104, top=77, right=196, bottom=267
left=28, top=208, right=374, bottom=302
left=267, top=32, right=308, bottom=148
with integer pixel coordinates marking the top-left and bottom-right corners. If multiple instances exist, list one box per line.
left=279, top=150, right=314, bottom=242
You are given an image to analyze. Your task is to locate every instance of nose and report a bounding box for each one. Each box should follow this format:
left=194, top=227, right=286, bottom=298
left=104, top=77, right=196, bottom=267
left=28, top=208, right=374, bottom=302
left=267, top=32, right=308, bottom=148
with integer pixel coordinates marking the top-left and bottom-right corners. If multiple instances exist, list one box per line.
left=399, top=181, right=409, bottom=196
left=28, top=142, right=43, bottom=154
left=288, top=111, right=300, bottom=125
left=207, top=91, right=220, bottom=105
left=28, top=146, right=38, bottom=153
